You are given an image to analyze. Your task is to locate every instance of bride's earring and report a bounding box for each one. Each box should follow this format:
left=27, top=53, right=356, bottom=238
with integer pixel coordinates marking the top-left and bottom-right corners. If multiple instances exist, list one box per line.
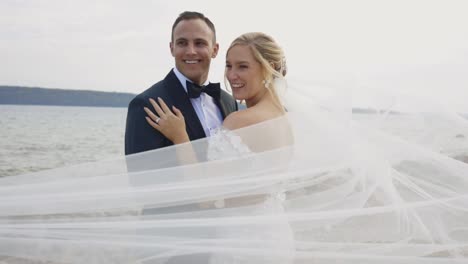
left=262, top=79, right=271, bottom=88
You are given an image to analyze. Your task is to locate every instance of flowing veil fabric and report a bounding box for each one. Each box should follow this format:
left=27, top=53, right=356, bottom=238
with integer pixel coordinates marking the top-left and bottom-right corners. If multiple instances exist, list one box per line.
left=1, top=79, right=468, bottom=263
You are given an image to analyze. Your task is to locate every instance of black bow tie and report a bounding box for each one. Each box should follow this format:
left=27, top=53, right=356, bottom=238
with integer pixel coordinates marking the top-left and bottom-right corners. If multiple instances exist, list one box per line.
left=186, top=81, right=221, bottom=100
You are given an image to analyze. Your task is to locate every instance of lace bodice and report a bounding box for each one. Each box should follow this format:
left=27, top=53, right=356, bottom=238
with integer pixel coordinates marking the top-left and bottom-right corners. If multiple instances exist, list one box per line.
left=207, top=127, right=252, bottom=161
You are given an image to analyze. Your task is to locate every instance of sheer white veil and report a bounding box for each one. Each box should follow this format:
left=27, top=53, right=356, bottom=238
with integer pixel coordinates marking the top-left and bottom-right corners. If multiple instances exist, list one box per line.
left=1, top=76, right=468, bottom=263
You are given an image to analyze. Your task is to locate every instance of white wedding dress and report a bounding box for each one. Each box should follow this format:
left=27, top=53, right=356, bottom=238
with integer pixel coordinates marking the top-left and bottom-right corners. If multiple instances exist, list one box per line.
left=1, top=79, right=468, bottom=263
left=206, top=127, right=294, bottom=264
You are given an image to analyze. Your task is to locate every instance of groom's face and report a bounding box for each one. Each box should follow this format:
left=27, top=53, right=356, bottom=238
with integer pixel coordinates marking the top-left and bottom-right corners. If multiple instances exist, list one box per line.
left=170, top=19, right=219, bottom=85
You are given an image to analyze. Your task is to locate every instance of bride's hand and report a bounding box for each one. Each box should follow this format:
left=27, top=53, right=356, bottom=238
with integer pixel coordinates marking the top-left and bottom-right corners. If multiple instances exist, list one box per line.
left=144, top=97, right=190, bottom=144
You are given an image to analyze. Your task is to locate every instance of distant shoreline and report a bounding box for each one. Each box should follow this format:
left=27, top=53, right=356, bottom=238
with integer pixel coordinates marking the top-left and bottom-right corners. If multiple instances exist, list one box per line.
left=2, top=85, right=466, bottom=117
left=0, top=85, right=136, bottom=108
left=0, top=103, right=129, bottom=108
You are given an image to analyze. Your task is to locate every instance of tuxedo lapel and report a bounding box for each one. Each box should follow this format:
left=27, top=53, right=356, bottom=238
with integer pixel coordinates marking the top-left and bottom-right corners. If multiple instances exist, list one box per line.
left=165, top=71, right=206, bottom=140
left=213, top=97, right=229, bottom=119
left=217, top=90, right=238, bottom=119
left=203, top=83, right=228, bottom=119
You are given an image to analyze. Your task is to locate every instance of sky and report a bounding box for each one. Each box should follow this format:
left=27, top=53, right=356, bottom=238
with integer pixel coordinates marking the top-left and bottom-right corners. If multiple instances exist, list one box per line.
left=1, top=0, right=468, bottom=112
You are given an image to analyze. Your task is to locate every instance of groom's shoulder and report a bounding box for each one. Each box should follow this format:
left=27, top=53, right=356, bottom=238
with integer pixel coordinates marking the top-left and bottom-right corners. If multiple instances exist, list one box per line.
left=140, top=80, right=165, bottom=97
left=133, top=71, right=176, bottom=100
left=128, top=82, right=162, bottom=107
left=127, top=82, right=168, bottom=112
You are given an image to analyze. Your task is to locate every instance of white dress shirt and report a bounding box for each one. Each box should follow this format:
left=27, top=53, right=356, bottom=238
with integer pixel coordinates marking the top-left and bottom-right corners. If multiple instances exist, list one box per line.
left=173, top=68, right=224, bottom=137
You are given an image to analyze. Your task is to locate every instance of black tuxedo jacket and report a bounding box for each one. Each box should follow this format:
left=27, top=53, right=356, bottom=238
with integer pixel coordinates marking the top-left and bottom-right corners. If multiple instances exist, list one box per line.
left=125, top=70, right=238, bottom=155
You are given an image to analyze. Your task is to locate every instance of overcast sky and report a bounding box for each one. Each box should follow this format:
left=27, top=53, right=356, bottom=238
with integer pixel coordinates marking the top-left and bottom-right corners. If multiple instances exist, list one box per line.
left=1, top=0, right=467, bottom=112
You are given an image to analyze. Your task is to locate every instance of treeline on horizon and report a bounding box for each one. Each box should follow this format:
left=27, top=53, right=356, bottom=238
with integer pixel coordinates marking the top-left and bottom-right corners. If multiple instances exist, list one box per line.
left=0, top=86, right=136, bottom=107
left=1, top=85, right=388, bottom=113
left=3, top=85, right=459, bottom=116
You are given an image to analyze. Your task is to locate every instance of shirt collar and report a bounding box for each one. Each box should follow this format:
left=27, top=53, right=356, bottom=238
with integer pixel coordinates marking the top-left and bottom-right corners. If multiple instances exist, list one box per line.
left=173, top=67, right=209, bottom=94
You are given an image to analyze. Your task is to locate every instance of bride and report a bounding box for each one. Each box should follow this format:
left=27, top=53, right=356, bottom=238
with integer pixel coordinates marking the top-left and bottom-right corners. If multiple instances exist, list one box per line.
left=1, top=33, right=468, bottom=263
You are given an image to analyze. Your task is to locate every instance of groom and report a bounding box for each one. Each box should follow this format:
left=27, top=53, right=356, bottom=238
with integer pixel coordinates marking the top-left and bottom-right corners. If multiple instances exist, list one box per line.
left=125, top=11, right=237, bottom=155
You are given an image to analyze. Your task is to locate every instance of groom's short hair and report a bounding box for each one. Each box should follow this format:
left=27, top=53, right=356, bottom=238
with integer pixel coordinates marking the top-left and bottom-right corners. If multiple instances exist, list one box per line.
left=171, top=11, right=217, bottom=43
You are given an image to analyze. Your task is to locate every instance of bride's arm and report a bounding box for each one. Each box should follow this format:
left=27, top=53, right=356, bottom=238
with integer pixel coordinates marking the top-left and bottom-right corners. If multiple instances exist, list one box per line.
left=144, top=97, right=198, bottom=164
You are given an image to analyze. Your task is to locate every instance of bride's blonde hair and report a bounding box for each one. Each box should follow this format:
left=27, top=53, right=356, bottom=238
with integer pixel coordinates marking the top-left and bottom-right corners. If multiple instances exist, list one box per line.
left=226, top=32, right=287, bottom=110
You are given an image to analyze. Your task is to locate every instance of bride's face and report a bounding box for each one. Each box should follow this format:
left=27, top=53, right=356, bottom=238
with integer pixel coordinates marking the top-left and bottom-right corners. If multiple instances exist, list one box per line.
left=225, top=45, right=265, bottom=101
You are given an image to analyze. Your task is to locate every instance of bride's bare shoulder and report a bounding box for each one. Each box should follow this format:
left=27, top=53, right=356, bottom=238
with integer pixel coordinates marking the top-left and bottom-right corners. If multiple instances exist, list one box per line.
left=223, top=108, right=259, bottom=130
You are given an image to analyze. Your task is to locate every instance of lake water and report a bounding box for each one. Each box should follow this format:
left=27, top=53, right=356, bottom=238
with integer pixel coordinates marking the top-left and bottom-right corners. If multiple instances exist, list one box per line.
left=1, top=105, right=467, bottom=177
left=0, top=105, right=126, bottom=177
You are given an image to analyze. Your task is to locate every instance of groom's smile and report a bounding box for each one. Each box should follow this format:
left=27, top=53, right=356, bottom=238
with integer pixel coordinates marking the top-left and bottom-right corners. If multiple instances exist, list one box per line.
left=184, top=60, right=200, bottom=64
